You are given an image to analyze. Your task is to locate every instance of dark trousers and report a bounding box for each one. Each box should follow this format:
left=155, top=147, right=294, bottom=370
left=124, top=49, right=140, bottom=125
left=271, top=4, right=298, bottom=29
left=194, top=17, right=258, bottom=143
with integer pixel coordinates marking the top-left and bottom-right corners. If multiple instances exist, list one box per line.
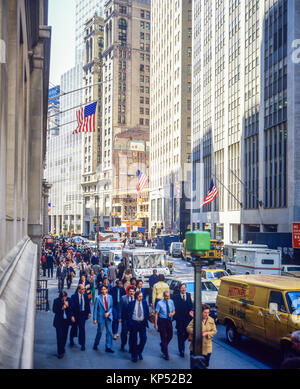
left=176, top=319, right=190, bottom=354
left=129, top=321, right=147, bottom=359
left=121, top=319, right=132, bottom=351
left=66, top=276, right=72, bottom=289
left=149, top=288, right=153, bottom=304
left=70, top=314, right=87, bottom=346
left=112, top=306, right=121, bottom=334
left=47, top=266, right=53, bottom=278
left=58, top=278, right=65, bottom=292
left=42, top=265, right=47, bottom=277
left=55, top=320, right=69, bottom=356
left=158, top=318, right=173, bottom=357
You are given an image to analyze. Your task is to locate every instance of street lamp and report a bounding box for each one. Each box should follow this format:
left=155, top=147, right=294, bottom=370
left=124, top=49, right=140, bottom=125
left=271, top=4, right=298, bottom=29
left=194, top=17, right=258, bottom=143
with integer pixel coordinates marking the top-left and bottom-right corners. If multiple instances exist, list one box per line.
left=185, top=231, right=211, bottom=370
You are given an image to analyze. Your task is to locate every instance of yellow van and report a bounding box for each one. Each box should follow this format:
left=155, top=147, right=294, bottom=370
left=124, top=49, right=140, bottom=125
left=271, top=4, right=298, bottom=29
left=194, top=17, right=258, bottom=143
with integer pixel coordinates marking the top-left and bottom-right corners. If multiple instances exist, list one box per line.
left=216, top=274, right=300, bottom=357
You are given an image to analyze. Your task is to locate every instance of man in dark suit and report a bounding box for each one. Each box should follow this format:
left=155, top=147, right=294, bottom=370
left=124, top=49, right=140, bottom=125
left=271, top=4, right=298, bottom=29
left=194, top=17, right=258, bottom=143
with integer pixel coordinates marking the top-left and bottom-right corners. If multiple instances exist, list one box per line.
left=52, top=290, right=73, bottom=359
left=65, top=261, right=76, bottom=289
left=119, top=286, right=136, bottom=352
left=110, top=280, right=126, bottom=339
left=46, top=250, right=55, bottom=278
left=173, top=283, right=194, bottom=357
left=56, top=261, right=67, bottom=293
left=70, top=284, right=91, bottom=351
left=127, top=290, right=150, bottom=362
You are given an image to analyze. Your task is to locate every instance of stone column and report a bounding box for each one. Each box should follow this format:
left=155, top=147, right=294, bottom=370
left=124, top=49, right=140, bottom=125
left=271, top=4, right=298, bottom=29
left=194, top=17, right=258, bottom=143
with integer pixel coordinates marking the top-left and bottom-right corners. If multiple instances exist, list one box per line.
left=42, top=179, right=52, bottom=235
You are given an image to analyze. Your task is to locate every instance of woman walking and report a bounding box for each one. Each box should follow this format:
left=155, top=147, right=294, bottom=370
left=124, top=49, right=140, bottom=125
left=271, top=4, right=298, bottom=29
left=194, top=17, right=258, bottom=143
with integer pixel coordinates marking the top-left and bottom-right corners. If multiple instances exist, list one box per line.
left=186, top=304, right=217, bottom=369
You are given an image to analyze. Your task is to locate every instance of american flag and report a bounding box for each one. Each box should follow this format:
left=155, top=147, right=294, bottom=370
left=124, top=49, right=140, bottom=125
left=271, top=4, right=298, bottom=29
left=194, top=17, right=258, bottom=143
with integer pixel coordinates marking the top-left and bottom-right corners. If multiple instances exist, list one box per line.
left=73, top=102, right=97, bottom=134
left=48, top=203, right=51, bottom=213
left=200, top=179, right=218, bottom=207
left=137, top=170, right=148, bottom=198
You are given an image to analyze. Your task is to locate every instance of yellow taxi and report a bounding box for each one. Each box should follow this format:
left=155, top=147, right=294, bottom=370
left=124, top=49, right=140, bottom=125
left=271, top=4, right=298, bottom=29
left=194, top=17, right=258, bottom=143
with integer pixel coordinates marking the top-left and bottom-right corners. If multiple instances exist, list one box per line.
left=216, top=274, right=300, bottom=358
left=200, top=268, right=229, bottom=288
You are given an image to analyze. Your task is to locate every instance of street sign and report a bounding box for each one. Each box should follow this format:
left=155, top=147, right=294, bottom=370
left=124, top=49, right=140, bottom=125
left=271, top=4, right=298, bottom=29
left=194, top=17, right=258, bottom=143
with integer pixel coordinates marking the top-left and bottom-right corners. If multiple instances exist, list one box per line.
left=293, top=223, right=300, bottom=249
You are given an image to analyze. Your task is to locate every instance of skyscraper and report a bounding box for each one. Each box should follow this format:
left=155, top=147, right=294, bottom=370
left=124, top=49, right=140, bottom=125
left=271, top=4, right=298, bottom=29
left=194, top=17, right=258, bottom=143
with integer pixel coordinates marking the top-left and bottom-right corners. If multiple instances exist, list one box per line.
left=150, top=0, right=192, bottom=238
left=46, top=1, right=105, bottom=235
left=191, top=0, right=300, bottom=249
left=101, top=0, right=151, bottom=231
left=75, top=0, right=104, bottom=64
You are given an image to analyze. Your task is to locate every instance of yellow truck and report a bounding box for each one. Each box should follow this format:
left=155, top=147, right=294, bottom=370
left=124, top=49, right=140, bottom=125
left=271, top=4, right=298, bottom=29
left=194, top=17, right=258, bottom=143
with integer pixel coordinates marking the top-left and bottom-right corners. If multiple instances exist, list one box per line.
left=182, top=239, right=223, bottom=262
left=217, top=274, right=300, bottom=358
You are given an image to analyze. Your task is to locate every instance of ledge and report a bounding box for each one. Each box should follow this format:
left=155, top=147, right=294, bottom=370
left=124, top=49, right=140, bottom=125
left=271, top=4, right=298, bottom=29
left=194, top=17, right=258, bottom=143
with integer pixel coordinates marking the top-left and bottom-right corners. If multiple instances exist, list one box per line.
left=0, top=237, right=38, bottom=369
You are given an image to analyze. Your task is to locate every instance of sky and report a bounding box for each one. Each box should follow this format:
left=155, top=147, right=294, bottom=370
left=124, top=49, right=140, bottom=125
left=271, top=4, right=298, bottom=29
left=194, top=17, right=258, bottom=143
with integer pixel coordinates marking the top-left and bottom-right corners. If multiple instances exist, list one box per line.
left=48, top=0, right=76, bottom=86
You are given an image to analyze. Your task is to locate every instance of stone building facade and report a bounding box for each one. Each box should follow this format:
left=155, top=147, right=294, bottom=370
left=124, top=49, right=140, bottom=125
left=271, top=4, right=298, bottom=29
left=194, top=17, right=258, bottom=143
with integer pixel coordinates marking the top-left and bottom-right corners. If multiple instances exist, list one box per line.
left=0, top=0, right=51, bottom=368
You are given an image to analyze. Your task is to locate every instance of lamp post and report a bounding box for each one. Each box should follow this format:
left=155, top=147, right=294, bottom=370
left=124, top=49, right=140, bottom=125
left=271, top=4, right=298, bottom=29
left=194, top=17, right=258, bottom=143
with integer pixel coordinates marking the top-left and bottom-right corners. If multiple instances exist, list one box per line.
left=127, top=173, right=135, bottom=239
left=185, top=231, right=211, bottom=369
left=95, top=196, right=100, bottom=252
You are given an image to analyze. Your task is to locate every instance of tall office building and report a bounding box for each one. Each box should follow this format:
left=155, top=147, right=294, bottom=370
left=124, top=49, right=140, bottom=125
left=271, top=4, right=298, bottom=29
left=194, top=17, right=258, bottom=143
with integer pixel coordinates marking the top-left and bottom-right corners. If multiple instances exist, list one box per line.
left=101, top=0, right=151, bottom=231
left=46, top=1, right=105, bottom=235
left=191, top=0, right=300, bottom=246
left=75, top=0, right=105, bottom=64
left=82, top=15, right=104, bottom=238
left=150, top=0, right=192, bottom=238
left=46, top=65, right=83, bottom=235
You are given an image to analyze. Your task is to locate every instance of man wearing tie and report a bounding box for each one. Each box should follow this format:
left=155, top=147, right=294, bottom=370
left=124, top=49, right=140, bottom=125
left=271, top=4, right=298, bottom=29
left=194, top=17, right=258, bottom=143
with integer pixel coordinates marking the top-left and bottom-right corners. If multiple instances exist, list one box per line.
left=70, top=284, right=91, bottom=351
left=110, top=280, right=126, bottom=340
left=93, top=285, right=114, bottom=353
left=56, top=261, right=67, bottom=293
left=119, top=286, right=136, bottom=352
left=173, top=283, right=194, bottom=357
left=127, top=291, right=150, bottom=362
left=52, top=290, right=73, bottom=359
left=155, top=291, right=176, bottom=360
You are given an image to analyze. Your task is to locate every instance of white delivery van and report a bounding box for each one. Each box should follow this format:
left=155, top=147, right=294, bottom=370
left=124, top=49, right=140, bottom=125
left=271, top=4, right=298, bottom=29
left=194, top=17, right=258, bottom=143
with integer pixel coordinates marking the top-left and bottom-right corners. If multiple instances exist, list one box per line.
left=169, top=242, right=183, bottom=257
left=226, top=248, right=282, bottom=275
left=223, top=243, right=268, bottom=267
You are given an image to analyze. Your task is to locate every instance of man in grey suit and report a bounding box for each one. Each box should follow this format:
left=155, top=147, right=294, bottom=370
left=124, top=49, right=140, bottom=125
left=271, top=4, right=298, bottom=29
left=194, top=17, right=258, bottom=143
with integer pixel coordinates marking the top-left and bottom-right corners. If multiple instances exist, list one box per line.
left=93, top=285, right=114, bottom=353
left=108, top=262, right=118, bottom=287
left=119, top=286, right=136, bottom=352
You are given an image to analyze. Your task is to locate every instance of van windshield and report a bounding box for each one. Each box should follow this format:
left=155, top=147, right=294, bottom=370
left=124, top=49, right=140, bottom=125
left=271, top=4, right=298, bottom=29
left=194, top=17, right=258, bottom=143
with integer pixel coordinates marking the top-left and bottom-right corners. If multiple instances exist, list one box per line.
left=286, top=291, right=300, bottom=315
left=132, top=253, right=167, bottom=269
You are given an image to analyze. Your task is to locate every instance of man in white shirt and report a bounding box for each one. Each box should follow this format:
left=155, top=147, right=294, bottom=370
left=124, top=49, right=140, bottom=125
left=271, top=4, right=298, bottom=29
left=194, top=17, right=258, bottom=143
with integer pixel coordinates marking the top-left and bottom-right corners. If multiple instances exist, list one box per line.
left=127, top=291, right=150, bottom=362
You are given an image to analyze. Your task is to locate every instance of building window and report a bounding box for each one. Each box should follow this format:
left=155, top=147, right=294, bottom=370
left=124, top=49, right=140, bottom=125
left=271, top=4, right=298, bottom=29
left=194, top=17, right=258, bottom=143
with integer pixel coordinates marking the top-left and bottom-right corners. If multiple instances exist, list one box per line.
left=264, top=124, right=287, bottom=208
left=120, top=6, right=127, bottom=14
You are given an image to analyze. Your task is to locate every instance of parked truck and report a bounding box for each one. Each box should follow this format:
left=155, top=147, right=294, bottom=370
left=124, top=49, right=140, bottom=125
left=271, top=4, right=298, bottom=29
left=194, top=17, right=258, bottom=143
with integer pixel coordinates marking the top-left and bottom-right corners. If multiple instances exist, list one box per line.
left=225, top=248, right=282, bottom=276
left=156, top=234, right=181, bottom=252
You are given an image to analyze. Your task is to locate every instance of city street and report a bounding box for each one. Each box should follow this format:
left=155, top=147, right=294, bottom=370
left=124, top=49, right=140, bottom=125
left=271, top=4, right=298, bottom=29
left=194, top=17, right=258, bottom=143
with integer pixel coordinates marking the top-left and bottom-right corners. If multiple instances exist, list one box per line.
left=34, top=257, right=280, bottom=369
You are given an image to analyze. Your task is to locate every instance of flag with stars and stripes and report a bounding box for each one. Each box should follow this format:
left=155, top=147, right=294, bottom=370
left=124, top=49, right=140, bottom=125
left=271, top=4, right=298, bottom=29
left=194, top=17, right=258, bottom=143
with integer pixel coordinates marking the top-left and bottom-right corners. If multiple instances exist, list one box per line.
left=137, top=170, right=148, bottom=198
left=200, top=179, right=218, bottom=207
left=73, top=102, right=97, bottom=134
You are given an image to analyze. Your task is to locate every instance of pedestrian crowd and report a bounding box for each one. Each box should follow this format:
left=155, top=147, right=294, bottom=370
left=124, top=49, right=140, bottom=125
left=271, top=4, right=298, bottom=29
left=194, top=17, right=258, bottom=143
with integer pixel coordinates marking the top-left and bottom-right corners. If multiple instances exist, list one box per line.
left=41, top=237, right=217, bottom=367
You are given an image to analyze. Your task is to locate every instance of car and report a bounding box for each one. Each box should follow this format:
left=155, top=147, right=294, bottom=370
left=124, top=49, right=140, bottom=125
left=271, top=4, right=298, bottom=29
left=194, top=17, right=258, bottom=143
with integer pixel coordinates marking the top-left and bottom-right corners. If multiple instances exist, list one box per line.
left=200, top=268, right=229, bottom=288
left=165, top=275, right=218, bottom=320
left=281, top=265, right=300, bottom=278
left=134, top=239, right=144, bottom=247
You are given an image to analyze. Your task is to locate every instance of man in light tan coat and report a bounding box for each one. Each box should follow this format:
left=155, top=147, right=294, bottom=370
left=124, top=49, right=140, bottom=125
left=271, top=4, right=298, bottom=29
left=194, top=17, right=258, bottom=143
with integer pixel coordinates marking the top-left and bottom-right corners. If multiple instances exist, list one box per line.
left=186, top=303, right=217, bottom=368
